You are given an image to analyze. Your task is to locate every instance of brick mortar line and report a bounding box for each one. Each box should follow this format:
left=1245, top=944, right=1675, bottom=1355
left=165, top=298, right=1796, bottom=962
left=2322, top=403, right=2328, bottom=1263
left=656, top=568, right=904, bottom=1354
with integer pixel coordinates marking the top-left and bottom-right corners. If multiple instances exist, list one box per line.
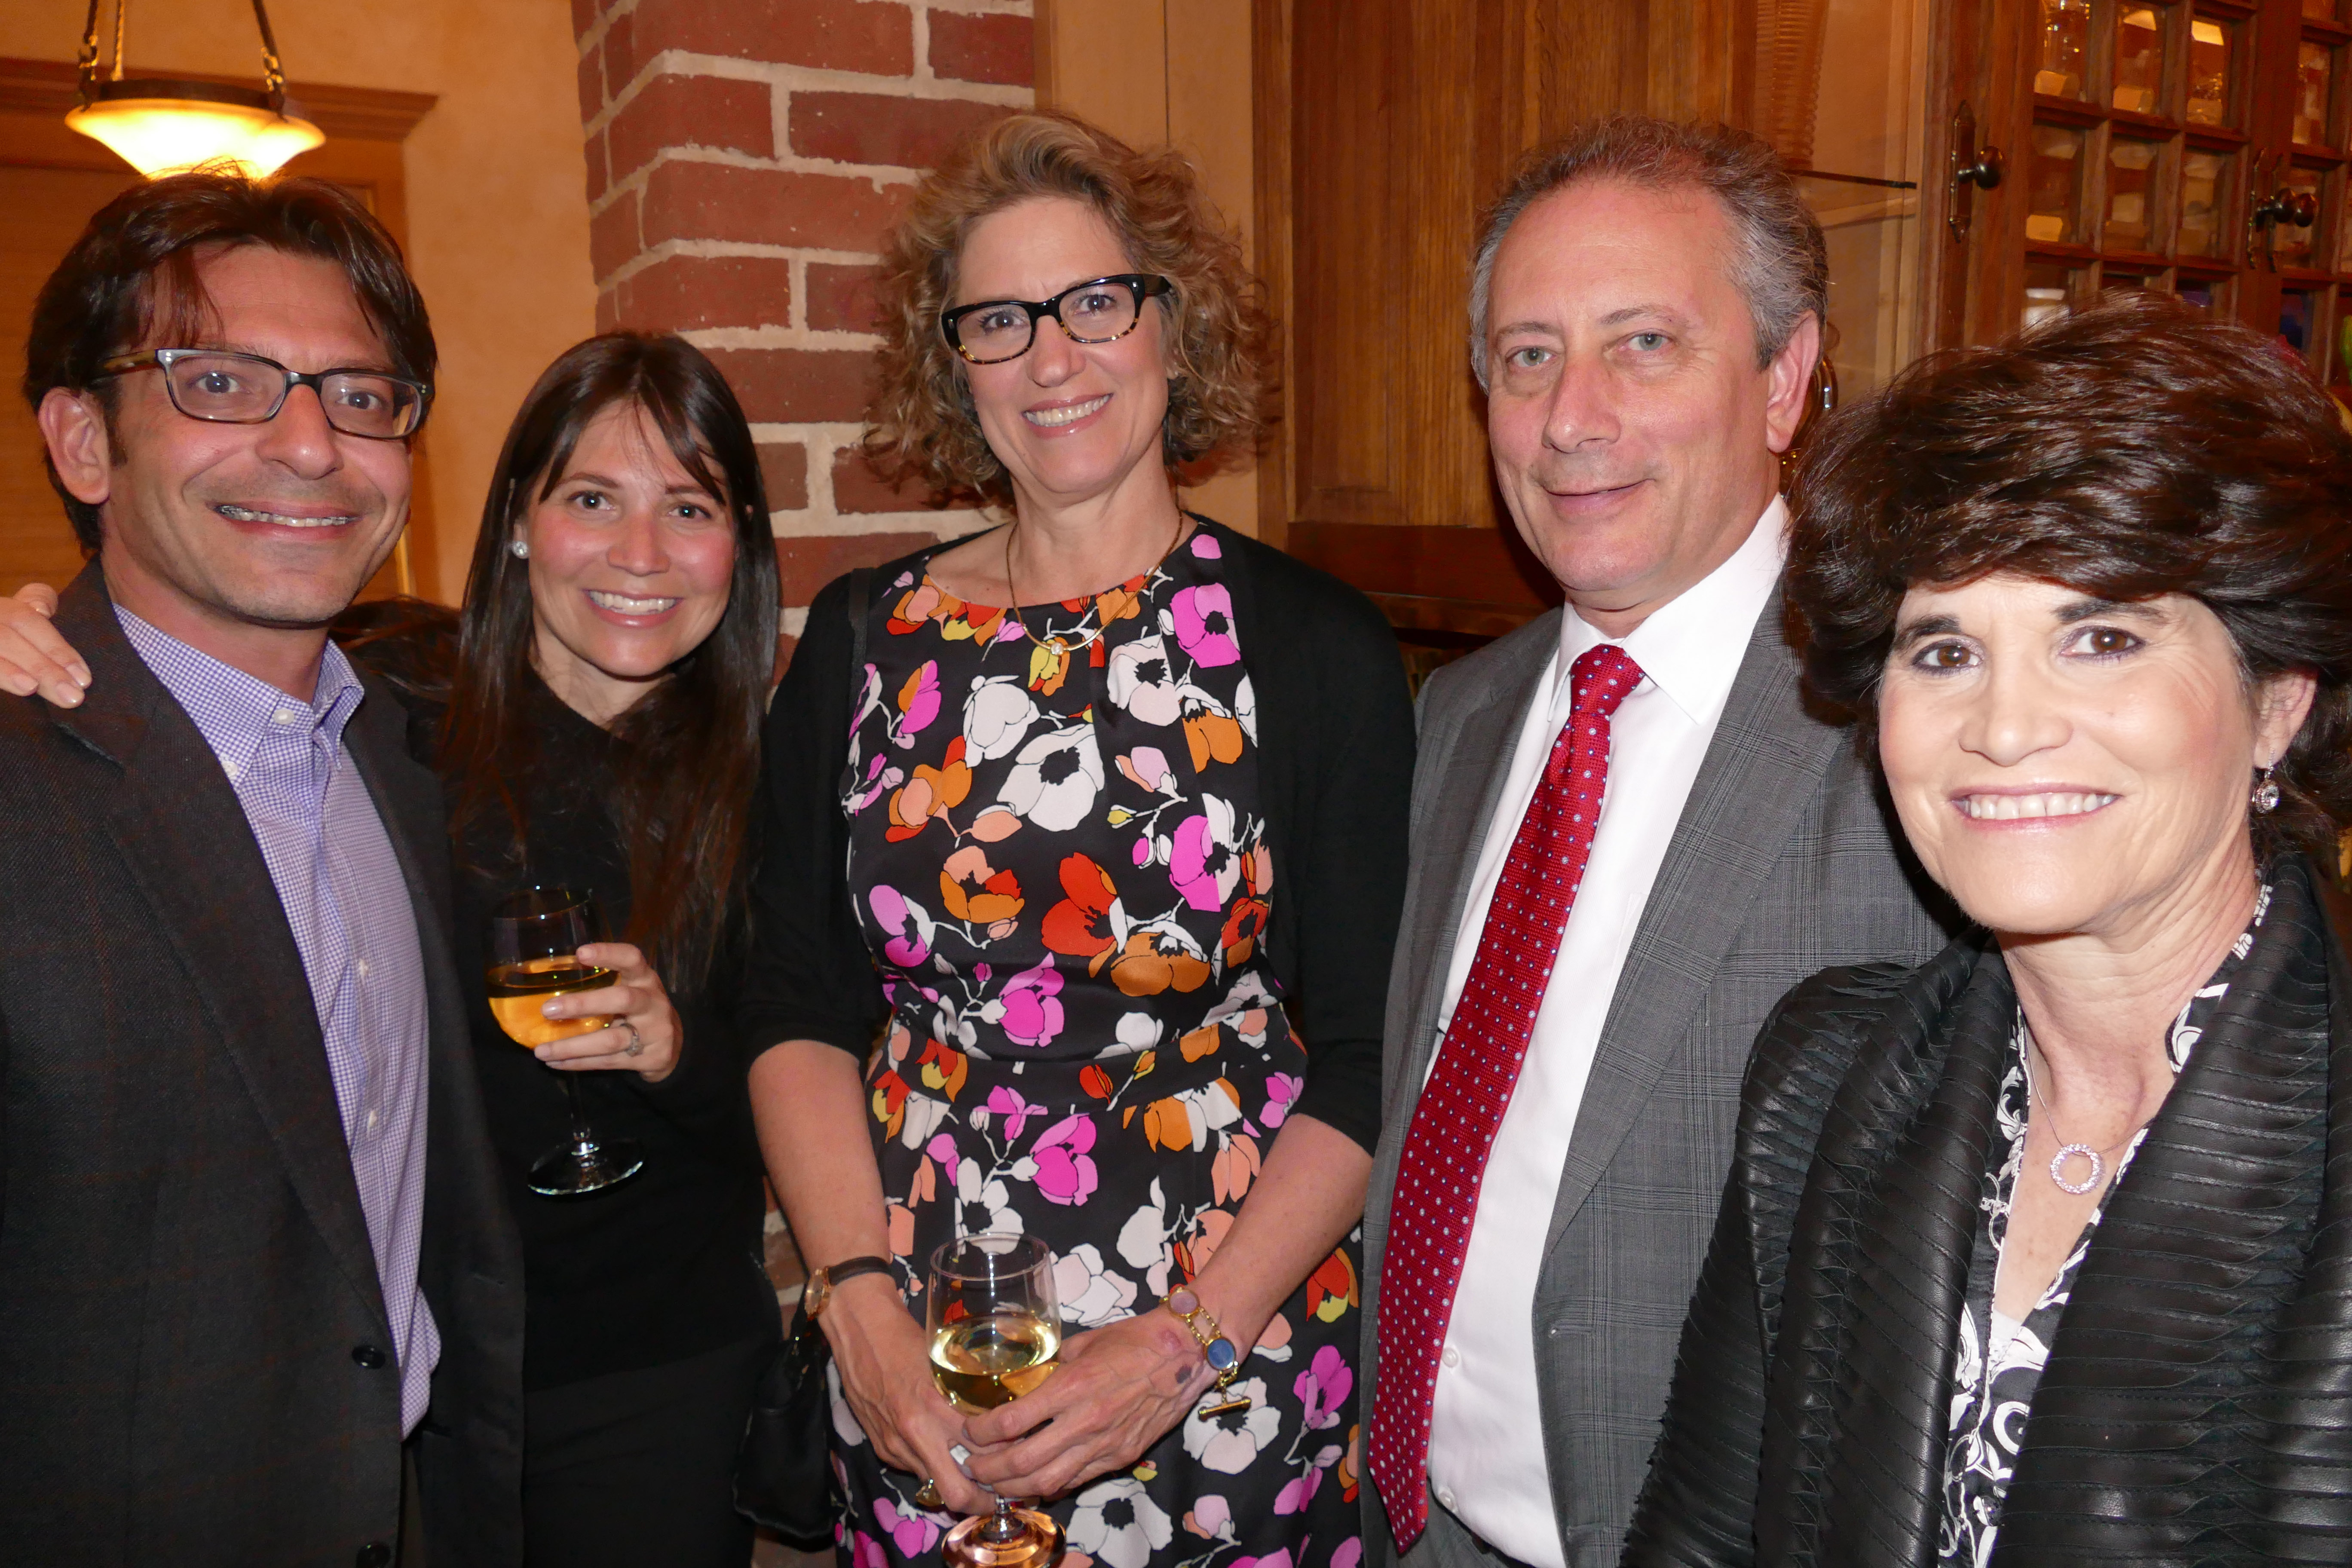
left=613, top=236, right=885, bottom=268
left=594, top=48, right=1029, bottom=129
left=588, top=146, right=928, bottom=220
left=682, top=324, right=883, bottom=351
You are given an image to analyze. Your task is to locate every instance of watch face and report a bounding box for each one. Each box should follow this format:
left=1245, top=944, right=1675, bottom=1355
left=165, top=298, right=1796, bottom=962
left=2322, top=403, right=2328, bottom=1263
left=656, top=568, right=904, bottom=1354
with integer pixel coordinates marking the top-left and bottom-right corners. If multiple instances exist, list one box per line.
left=807, top=1274, right=832, bottom=1318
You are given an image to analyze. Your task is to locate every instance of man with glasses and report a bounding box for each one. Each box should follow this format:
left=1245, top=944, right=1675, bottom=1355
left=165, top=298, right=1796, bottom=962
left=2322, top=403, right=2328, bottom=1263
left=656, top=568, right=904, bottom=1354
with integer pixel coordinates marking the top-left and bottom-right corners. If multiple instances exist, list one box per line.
left=0, top=171, right=520, bottom=1565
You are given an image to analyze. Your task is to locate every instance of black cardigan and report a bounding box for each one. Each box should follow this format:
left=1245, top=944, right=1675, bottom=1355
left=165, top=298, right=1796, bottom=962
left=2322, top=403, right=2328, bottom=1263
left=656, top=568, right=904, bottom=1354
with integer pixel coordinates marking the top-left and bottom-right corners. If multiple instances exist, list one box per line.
left=1622, top=854, right=2352, bottom=1568
left=735, top=519, right=1415, bottom=1153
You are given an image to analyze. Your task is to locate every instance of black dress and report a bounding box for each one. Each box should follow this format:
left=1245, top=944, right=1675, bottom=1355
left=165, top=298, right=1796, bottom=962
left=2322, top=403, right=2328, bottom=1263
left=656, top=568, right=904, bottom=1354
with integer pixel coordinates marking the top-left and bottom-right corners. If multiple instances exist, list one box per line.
left=741, top=521, right=1416, bottom=1568
left=367, top=648, right=778, bottom=1568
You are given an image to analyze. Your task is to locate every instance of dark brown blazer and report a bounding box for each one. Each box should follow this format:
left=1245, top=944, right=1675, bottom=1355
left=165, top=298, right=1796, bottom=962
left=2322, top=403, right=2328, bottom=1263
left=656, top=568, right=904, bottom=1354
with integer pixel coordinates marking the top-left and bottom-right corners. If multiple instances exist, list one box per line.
left=0, top=568, right=524, bottom=1566
left=1623, top=852, right=2352, bottom=1567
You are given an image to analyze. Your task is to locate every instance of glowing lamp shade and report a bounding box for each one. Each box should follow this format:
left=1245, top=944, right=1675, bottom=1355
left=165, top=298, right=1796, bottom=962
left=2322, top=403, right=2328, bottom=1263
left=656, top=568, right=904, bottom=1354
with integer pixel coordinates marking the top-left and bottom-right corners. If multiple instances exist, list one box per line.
left=65, top=80, right=322, bottom=179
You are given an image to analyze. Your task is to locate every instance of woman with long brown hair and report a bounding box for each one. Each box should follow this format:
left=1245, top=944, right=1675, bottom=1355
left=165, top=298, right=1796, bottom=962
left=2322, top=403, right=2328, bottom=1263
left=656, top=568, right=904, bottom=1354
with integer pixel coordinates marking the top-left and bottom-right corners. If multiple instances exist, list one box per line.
left=0, top=329, right=781, bottom=1564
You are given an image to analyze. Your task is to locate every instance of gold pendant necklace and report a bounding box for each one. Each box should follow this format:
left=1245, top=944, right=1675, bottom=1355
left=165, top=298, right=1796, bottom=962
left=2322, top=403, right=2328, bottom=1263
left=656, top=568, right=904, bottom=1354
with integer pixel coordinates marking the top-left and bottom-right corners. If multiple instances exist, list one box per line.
left=1002, top=510, right=1189, bottom=655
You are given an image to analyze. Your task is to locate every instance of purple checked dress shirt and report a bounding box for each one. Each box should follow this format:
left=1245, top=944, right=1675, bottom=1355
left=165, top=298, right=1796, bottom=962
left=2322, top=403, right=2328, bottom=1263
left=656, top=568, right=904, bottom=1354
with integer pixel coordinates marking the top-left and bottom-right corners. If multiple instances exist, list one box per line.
left=117, top=606, right=439, bottom=1433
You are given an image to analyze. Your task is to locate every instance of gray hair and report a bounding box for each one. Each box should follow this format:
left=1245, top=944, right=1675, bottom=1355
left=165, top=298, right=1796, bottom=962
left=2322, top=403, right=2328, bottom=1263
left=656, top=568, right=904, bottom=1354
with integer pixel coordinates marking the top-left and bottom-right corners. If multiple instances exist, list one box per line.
left=1467, top=116, right=1828, bottom=389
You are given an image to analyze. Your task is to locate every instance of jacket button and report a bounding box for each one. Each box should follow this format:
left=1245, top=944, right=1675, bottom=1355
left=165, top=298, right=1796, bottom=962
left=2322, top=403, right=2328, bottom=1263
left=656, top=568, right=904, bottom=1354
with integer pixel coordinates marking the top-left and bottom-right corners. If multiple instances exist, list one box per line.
left=356, top=1544, right=392, bottom=1567
left=351, top=1344, right=389, bottom=1370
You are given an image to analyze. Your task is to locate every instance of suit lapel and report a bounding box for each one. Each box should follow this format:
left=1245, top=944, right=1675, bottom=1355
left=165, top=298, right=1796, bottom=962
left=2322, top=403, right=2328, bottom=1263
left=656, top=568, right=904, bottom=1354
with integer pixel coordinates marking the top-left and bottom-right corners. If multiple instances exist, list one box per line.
left=48, top=569, right=389, bottom=1329
left=1543, top=588, right=1845, bottom=1253
left=1394, top=617, right=1557, bottom=1100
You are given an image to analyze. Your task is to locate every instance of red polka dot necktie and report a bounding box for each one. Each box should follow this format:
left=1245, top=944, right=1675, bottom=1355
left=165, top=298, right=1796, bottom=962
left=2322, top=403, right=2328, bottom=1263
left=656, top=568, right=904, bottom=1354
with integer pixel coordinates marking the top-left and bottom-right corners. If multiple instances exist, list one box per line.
left=1367, top=642, right=1645, bottom=1547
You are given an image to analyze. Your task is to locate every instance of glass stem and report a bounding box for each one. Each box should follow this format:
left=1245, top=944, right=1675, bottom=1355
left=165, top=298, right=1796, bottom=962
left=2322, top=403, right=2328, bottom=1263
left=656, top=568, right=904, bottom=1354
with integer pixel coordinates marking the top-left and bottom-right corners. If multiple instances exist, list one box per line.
left=559, top=1069, right=600, bottom=1156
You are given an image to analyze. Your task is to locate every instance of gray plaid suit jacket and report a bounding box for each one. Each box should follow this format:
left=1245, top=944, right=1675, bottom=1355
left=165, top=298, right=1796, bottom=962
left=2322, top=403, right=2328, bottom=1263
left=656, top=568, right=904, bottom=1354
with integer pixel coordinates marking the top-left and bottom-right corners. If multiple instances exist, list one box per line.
left=1359, top=588, right=1959, bottom=1568
left=0, top=567, right=524, bottom=1566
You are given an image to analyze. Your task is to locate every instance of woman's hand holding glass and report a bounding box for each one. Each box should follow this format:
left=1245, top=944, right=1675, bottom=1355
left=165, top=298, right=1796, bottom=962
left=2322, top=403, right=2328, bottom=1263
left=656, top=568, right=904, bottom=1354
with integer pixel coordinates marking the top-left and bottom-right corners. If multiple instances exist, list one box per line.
left=821, top=1271, right=999, bottom=1517
left=530, top=939, right=683, bottom=1083
left=957, top=1301, right=1219, bottom=1501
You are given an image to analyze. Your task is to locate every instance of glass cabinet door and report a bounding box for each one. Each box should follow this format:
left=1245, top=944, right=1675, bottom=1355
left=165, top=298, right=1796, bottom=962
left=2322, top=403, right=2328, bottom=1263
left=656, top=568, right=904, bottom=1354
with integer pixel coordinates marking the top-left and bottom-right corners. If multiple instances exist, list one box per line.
left=1998, top=0, right=2352, bottom=389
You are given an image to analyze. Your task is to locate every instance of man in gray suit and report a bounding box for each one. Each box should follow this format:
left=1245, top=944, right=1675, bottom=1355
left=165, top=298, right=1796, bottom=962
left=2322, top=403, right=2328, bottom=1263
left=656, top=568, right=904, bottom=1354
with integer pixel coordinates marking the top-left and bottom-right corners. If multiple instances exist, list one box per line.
left=1360, top=119, right=1957, bottom=1568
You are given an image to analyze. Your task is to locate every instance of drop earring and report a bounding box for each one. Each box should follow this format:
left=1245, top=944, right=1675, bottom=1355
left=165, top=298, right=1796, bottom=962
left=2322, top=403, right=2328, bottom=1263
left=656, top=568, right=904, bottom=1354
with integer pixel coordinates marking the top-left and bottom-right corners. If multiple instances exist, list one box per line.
left=2252, top=764, right=2282, bottom=814
left=509, top=538, right=530, bottom=560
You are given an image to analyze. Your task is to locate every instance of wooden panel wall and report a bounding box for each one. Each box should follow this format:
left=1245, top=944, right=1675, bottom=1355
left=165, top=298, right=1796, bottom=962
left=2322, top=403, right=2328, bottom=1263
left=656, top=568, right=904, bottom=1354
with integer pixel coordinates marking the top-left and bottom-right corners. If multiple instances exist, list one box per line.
left=1259, top=0, right=1751, bottom=630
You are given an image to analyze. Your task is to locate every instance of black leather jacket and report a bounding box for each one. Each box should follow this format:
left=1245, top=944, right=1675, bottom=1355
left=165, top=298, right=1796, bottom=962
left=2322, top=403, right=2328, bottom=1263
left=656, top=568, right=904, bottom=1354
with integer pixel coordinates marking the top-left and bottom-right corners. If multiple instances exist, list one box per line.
left=1623, top=854, right=2352, bottom=1567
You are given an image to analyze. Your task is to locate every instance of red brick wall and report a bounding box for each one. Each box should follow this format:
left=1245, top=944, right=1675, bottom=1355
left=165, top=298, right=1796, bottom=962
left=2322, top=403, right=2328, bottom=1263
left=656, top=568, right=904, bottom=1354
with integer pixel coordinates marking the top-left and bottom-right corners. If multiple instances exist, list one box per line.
left=571, top=0, right=1034, bottom=658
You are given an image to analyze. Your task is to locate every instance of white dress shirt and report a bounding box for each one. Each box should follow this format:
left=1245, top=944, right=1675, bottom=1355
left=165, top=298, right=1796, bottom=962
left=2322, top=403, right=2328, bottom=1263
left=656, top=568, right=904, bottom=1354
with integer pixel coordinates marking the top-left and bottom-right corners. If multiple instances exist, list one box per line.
left=1421, top=498, right=1788, bottom=1565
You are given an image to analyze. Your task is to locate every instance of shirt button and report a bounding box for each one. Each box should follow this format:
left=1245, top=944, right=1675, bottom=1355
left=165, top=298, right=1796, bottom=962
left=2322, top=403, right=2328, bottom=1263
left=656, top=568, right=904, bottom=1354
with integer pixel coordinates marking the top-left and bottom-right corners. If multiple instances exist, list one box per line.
left=364, top=1107, right=380, bottom=1134
left=1442, top=1344, right=1461, bottom=1368
left=355, top=958, right=371, bottom=979
left=1437, top=1487, right=1457, bottom=1511
left=273, top=707, right=296, bottom=724
left=351, top=1344, right=388, bottom=1369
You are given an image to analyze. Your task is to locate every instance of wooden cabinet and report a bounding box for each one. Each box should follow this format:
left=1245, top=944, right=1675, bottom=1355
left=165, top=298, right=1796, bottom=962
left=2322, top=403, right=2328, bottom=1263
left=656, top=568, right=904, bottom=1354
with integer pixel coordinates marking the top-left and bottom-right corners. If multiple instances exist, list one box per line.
left=1974, top=0, right=2352, bottom=381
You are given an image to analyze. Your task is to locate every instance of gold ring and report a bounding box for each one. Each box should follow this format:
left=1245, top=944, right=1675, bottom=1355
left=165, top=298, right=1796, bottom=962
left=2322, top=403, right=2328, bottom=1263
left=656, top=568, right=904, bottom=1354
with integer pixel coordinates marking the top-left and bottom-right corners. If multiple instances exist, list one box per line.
left=915, top=1479, right=943, bottom=1510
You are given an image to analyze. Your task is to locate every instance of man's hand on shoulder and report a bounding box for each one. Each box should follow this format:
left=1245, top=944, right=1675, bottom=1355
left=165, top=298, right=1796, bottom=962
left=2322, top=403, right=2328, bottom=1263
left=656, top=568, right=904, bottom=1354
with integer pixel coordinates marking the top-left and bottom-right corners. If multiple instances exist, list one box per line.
left=0, top=584, right=89, bottom=708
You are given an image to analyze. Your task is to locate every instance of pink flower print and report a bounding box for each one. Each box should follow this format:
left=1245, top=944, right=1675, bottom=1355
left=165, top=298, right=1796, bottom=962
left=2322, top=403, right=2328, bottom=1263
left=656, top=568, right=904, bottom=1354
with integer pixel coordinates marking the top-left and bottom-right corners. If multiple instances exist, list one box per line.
left=1170, top=582, right=1240, bottom=668
left=1295, top=1344, right=1353, bottom=1430
left=846, top=753, right=900, bottom=815
left=852, top=1531, right=888, bottom=1568
left=895, top=660, right=941, bottom=741
left=874, top=1497, right=942, bottom=1557
left=999, top=959, right=1064, bottom=1049
left=1234, top=1552, right=1293, bottom=1568
left=1332, top=1538, right=1363, bottom=1568
left=1263, top=1071, right=1303, bottom=1128
left=1030, top=1113, right=1100, bottom=1206
left=1273, top=1467, right=1323, bottom=1516
left=985, top=1083, right=1047, bottom=1142
left=1116, top=745, right=1176, bottom=794
left=869, top=885, right=931, bottom=968
left=1169, top=796, right=1243, bottom=912
left=926, top=1131, right=959, bottom=1171
left=1190, top=531, right=1222, bottom=560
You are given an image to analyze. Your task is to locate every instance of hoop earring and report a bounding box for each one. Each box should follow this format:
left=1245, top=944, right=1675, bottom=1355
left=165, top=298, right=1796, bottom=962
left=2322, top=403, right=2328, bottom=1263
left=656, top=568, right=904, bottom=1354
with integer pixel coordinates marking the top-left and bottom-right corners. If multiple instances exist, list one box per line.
left=2252, top=764, right=2282, bottom=815
left=508, top=538, right=530, bottom=560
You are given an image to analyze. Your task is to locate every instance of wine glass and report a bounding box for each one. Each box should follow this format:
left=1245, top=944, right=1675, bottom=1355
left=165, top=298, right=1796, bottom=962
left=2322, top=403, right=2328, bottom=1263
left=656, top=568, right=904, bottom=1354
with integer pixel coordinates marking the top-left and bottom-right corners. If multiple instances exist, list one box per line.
left=485, top=886, right=645, bottom=1197
left=927, top=1233, right=1064, bottom=1568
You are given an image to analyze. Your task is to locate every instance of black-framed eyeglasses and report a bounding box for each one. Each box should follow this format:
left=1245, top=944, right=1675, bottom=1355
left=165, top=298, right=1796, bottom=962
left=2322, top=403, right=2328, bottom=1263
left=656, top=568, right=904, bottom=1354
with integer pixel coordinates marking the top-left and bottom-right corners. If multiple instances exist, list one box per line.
left=98, top=349, right=431, bottom=439
left=940, top=274, right=1173, bottom=365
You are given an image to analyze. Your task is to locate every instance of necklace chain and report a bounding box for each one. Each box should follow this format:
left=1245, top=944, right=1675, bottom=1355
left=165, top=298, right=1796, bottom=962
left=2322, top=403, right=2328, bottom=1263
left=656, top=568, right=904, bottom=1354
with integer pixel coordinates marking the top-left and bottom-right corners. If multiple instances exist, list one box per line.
left=1002, top=511, right=1188, bottom=655
left=2021, top=1038, right=2145, bottom=1197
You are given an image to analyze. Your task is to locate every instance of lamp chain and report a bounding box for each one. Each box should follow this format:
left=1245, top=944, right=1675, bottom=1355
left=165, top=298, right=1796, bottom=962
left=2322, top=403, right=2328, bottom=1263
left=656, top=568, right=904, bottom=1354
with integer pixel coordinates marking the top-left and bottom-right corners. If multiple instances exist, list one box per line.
left=73, top=0, right=100, bottom=102
left=251, top=0, right=287, bottom=106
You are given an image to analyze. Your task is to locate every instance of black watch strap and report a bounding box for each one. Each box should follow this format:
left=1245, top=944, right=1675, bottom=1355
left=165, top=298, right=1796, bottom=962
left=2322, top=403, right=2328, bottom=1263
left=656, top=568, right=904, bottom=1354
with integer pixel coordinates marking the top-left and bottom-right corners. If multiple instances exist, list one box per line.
left=823, top=1255, right=893, bottom=1287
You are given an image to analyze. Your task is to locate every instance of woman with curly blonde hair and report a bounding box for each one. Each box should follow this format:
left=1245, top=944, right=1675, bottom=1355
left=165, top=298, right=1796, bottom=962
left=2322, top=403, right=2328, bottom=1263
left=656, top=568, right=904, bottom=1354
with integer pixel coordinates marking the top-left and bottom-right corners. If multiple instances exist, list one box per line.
left=740, top=111, right=1413, bottom=1568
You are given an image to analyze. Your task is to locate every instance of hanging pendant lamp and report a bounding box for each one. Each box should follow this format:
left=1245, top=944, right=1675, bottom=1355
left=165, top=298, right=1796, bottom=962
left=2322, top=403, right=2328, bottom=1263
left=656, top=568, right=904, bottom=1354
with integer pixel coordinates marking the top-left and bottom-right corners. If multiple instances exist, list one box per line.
left=64, top=0, right=324, bottom=179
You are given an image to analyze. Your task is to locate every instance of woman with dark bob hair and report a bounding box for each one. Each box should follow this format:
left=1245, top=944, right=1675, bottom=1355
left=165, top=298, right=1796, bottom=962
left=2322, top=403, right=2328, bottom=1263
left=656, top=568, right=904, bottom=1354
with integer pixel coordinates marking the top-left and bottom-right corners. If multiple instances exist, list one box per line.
left=738, top=111, right=1412, bottom=1568
left=1622, top=291, right=2352, bottom=1567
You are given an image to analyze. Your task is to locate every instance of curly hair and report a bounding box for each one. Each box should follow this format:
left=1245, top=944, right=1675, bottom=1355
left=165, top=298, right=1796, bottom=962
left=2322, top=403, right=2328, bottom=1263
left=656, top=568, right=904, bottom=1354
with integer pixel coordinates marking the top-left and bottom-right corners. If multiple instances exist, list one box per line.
left=864, top=111, right=1269, bottom=504
left=1788, top=290, right=2352, bottom=858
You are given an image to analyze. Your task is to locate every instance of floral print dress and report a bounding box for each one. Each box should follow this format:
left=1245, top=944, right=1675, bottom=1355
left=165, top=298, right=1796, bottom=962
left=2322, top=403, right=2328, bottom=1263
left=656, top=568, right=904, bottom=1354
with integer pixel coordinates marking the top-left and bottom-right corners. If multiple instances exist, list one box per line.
left=832, top=524, right=1365, bottom=1568
left=1936, top=884, right=2271, bottom=1567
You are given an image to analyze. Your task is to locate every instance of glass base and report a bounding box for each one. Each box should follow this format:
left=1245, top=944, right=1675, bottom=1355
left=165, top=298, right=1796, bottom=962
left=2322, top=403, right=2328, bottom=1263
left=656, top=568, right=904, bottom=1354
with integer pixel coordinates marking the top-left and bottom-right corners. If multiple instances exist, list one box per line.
left=527, top=1136, right=644, bottom=1197
left=943, top=1507, right=1063, bottom=1568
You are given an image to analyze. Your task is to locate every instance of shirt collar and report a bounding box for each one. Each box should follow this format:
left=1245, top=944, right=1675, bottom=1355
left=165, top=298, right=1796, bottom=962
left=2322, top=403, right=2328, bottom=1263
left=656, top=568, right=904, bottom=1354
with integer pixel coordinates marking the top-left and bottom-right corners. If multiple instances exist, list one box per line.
left=114, top=604, right=366, bottom=781
left=1556, top=494, right=1789, bottom=725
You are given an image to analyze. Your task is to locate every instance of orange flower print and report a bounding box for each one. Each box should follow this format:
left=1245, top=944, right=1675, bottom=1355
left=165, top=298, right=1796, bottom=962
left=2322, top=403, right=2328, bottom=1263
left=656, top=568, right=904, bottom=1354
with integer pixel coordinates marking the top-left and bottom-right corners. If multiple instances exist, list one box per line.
left=1220, top=897, right=1268, bottom=969
left=870, top=1068, right=913, bottom=1139
left=1178, top=1023, right=1222, bottom=1063
left=1041, top=853, right=1120, bottom=969
left=1080, top=1063, right=1116, bottom=1099
left=1306, top=1247, right=1360, bottom=1322
left=1212, top=1132, right=1261, bottom=1204
left=1027, top=638, right=1072, bottom=696
left=1109, top=923, right=1213, bottom=997
left=1183, top=704, right=1245, bottom=772
left=916, top=1037, right=969, bottom=1102
left=939, top=845, right=1024, bottom=935
left=886, top=737, right=972, bottom=842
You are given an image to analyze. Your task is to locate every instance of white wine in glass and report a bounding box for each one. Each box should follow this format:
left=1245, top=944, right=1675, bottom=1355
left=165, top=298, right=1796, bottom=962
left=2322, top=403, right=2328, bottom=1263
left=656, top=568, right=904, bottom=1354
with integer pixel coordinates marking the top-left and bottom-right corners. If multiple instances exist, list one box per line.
left=927, top=1234, right=1065, bottom=1568
left=486, top=886, right=644, bottom=1197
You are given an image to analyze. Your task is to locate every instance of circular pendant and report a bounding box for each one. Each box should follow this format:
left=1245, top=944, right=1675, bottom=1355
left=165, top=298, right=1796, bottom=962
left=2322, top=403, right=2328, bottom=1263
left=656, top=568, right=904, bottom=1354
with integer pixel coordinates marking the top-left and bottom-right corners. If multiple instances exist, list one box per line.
left=2049, top=1142, right=2103, bottom=1194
